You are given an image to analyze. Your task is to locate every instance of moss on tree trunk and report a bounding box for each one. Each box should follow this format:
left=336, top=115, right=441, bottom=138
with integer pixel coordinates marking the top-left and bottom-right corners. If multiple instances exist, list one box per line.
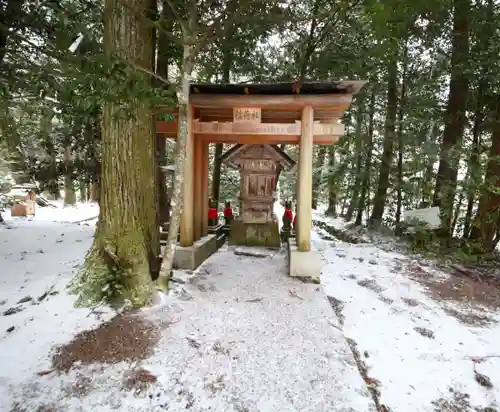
left=69, top=0, right=158, bottom=308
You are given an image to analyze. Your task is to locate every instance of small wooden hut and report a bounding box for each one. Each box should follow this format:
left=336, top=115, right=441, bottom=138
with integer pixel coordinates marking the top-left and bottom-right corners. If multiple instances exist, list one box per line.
left=221, top=144, right=295, bottom=248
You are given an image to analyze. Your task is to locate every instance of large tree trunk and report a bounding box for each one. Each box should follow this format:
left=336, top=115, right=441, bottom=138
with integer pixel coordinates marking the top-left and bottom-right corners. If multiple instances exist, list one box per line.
left=311, top=146, right=327, bottom=209
left=0, top=100, right=29, bottom=182
left=395, top=43, right=408, bottom=227
left=64, top=145, right=76, bottom=206
left=325, top=146, right=337, bottom=216
left=79, top=180, right=87, bottom=202
left=432, top=0, right=470, bottom=237
left=0, top=0, right=25, bottom=65
left=90, top=182, right=100, bottom=202
left=211, top=26, right=233, bottom=207
left=156, top=0, right=171, bottom=224
left=345, top=103, right=365, bottom=221
left=462, top=85, right=484, bottom=238
left=355, top=90, right=375, bottom=226
left=370, top=55, right=398, bottom=225
left=87, top=119, right=101, bottom=203
left=420, top=122, right=438, bottom=208
left=462, top=62, right=487, bottom=238
left=70, top=0, right=158, bottom=308
left=468, top=97, right=500, bottom=252
left=158, top=42, right=196, bottom=291
left=211, top=143, right=223, bottom=204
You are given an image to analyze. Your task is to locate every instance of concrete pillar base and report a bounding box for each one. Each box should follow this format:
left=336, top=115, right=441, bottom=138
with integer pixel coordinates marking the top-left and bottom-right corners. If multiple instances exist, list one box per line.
left=288, top=238, right=321, bottom=279
left=173, top=234, right=217, bottom=270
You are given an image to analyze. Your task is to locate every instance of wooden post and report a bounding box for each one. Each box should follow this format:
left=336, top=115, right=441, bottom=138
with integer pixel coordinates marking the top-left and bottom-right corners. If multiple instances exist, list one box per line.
left=180, top=105, right=194, bottom=247
left=202, top=142, right=209, bottom=236
left=297, top=105, right=313, bottom=251
left=193, top=136, right=203, bottom=241
left=295, top=160, right=301, bottom=241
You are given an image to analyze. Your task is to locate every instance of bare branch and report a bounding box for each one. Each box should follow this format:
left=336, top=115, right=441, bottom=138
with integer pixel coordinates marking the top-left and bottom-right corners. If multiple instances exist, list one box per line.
left=129, top=59, right=179, bottom=93
left=165, top=0, right=188, bottom=33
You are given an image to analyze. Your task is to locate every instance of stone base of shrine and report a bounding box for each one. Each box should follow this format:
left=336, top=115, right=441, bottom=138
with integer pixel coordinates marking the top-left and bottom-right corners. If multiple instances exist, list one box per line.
left=208, top=224, right=227, bottom=249
left=288, top=238, right=321, bottom=279
left=173, top=234, right=217, bottom=270
left=229, top=219, right=281, bottom=249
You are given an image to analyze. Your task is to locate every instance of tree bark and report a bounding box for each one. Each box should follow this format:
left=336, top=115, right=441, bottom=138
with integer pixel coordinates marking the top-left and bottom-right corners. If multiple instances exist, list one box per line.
left=462, top=85, right=486, bottom=238
left=325, top=145, right=337, bottom=216
left=346, top=104, right=365, bottom=221
left=311, top=146, right=326, bottom=209
left=420, top=122, right=438, bottom=208
left=211, top=17, right=234, bottom=207
left=158, top=41, right=196, bottom=291
left=395, top=42, right=408, bottom=227
left=370, top=54, right=398, bottom=226
left=64, top=145, right=76, bottom=206
left=79, top=181, right=87, bottom=202
left=432, top=0, right=470, bottom=237
left=0, top=0, right=25, bottom=65
left=212, top=143, right=223, bottom=204
left=70, top=0, right=158, bottom=308
left=468, top=97, right=500, bottom=252
left=355, top=90, right=375, bottom=226
left=156, top=0, right=171, bottom=224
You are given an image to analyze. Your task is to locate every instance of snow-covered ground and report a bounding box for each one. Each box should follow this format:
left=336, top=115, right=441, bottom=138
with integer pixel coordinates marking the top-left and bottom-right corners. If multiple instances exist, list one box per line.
left=0, top=205, right=375, bottom=412
left=0, top=208, right=114, bottom=411
left=3, top=202, right=500, bottom=411
left=2, top=200, right=99, bottom=224
left=314, top=214, right=500, bottom=411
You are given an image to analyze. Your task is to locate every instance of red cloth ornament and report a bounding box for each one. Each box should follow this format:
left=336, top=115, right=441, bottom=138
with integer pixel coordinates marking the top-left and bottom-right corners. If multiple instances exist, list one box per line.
left=284, top=208, right=293, bottom=220
left=208, top=208, right=218, bottom=219
left=223, top=207, right=233, bottom=217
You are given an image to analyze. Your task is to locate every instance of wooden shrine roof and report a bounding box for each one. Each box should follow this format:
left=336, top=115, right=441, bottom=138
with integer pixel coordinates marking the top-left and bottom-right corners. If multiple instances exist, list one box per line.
left=156, top=80, right=367, bottom=145
left=221, top=144, right=296, bottom=171
left=190, top=81, right=365, bottom=96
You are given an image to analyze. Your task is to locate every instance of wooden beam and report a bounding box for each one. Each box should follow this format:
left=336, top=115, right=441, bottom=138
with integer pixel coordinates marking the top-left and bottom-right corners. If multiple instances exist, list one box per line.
left=160, top=121, right=343, bottom=136
left=194, top=121, right=301, bottom=135
left=156, top=120, right=177, bottom=136
left=179, top=105, right=194, bottom=247
left=196, top=134, right=340, bottom=145
left=297, top=106, right=313, bottom=252
left=189, top=93, right=353, bottom=109
left=197, top=108, right=346, bottom=120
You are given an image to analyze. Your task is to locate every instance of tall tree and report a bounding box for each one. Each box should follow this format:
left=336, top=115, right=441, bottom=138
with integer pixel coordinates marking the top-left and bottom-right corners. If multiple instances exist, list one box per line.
left=312, top=146, right=326, bottom=209
left=432, top=0, right=470, bottom=236
left=325, top=145, right=337, bottom=216
left=355, top=89, right=375, bottom=225
left=70, top=0, right=158, bottom=307
left=346, top=103, right=364, bottom=221
left=369, top=53, right=398, bottom=225
left=468, top=97, right=500, bottom=252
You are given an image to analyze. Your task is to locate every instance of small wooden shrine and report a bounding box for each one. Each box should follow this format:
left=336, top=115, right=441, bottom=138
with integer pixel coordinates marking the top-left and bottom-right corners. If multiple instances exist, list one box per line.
left=221, top=144, right=295, bottom=248
left=155, top=81, right=366, bottom=271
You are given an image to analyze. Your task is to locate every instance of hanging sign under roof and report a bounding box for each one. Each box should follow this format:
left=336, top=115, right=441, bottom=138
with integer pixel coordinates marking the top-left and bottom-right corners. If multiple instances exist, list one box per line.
left=233, top=108, right=261, bottom=123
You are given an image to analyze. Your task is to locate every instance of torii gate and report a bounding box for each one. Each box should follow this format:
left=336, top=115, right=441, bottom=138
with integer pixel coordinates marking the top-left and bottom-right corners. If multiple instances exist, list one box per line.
left=157, top=81, right=366, bottom=276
